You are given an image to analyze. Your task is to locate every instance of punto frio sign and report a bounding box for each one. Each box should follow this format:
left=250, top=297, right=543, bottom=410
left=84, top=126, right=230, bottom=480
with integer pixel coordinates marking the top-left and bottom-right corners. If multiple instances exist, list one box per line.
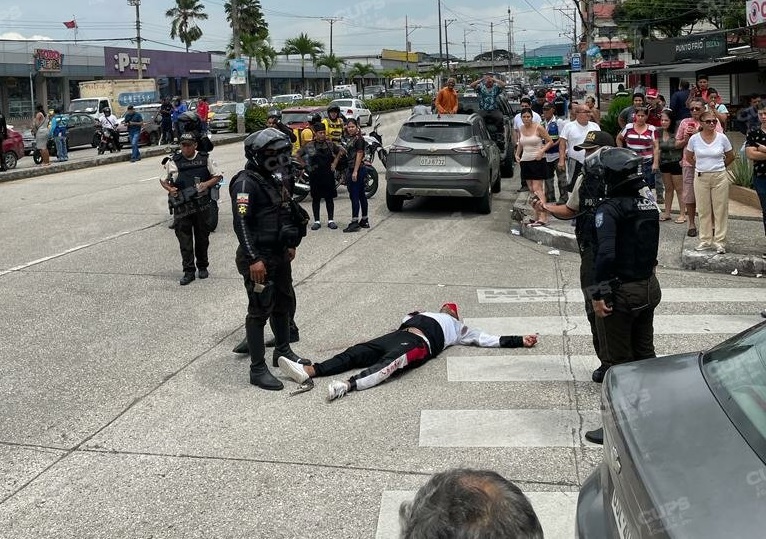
left=643, top=35, right=727, bottom=64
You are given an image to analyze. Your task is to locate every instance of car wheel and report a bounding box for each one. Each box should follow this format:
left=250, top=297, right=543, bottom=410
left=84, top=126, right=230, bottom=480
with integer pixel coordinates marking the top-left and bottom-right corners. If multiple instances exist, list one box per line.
left=476, top=184, right=492, bottom=214
left=4, top=152, right=17, bottom=169
left=491, top=170, right=502, bottom=193
left=500, top=153, right=514, bottom=178
left=386, top=190, right=404, bottom=212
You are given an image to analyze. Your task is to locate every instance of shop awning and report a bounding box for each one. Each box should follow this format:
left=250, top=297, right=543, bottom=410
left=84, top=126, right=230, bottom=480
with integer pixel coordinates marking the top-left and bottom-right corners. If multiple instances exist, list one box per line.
left=610, top=58, right=759, bottom=76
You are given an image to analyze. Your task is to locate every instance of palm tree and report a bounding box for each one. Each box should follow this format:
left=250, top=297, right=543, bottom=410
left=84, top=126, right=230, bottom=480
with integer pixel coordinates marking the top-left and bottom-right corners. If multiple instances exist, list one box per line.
left=224, top=0, right=268, bottom=44
left=166, top=0, right=208, bottom=53
left=347, top=62, right=377, bottom=96
left=315, top=53, right=346, bottom=93
left=282, top=33, right=324, bottom=95
left=249, top=39, right=278, bottom=98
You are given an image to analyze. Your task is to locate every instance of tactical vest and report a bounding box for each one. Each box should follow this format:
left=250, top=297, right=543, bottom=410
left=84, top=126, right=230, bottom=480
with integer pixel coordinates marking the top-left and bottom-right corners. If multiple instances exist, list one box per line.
left=230, top=170, right=291, bottom=248
left=600, top=197, right=659, bottom=281
left=173, top=152, right=211, bottom=190
left=574, top=167, right=606, bottom=250
left=323, top=118, right=344, bottom=143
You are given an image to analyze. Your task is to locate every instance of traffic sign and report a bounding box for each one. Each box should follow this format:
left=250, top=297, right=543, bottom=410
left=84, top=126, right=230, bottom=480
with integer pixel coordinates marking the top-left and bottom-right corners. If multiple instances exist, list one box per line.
left=570, top=55, right=581, bottom=71
left=523, top=56, right=564, bottom=68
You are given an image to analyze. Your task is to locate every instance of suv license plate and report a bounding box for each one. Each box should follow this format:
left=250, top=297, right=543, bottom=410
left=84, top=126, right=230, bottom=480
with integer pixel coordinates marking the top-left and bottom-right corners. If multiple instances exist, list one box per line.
left=420, top=156, right=445, bottom=166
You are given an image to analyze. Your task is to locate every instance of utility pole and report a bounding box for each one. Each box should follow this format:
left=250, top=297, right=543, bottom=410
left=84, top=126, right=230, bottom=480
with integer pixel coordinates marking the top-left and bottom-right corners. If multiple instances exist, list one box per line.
left=444, top=19, right=456, bottom=69
left=321, top=17, right=341, bottom=55
left=490, top=22, right=494, bottom=72
left=437, top=0, right=443, bottom=67
left=405, top=16, right=421, bottom=71
left=128, top=0, right=142, bottom=80
left=507, top=8, right=513, bottom=73
left=462, top=27, right=475, bottom=62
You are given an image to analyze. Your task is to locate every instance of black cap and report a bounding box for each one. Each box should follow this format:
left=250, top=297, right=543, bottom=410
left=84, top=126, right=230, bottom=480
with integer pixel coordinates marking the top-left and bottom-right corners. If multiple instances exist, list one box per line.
left=574, top=131, right=615, bottom=151
left=179, top=133, right=196, bottom=144
left=542, top=103, right=554, bottom=110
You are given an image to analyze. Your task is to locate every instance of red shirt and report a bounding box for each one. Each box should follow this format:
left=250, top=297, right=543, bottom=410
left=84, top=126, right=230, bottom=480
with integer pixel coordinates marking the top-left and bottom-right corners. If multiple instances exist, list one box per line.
left=197, top=101, right=210, bottom=121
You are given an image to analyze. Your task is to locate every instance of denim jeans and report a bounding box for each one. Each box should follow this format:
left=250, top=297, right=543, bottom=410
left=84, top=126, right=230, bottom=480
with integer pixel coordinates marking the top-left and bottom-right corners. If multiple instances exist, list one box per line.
left=54, top=135, right=68, bottom=160
left=754, top=174, right=766, bottom=235
left=129, top=131, right=141, bottom=160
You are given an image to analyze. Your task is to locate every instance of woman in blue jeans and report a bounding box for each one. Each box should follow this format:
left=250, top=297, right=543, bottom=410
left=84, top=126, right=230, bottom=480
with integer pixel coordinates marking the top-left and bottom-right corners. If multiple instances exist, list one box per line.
left=744, top=104, right=766, bottom=260
left=334, top=118, right=369, bottom=233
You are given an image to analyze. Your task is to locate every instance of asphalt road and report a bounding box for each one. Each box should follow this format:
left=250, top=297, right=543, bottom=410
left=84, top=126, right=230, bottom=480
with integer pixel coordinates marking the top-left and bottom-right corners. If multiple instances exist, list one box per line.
left=1, top=109, right=765, bottom=538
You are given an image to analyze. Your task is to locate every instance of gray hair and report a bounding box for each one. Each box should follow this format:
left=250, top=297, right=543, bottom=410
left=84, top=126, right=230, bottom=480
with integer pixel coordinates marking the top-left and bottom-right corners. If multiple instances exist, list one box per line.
left=399, top=469, right=544, bottom=539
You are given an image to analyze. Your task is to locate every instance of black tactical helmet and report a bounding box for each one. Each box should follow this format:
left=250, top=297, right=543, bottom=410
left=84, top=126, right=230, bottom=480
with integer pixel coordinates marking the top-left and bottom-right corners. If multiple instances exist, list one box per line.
left=309, top=112, right=322, bottom=124
left=416, top=97, right=424, bottom=104
left=244, top=128, right=292, bottom=168
left=327, top=104, right=340, bottom=114
left=177, top=111, right=202, bottom=133
left=598, top=147, right=644, bottom=195
left=267, top=109, right=282, bottom=120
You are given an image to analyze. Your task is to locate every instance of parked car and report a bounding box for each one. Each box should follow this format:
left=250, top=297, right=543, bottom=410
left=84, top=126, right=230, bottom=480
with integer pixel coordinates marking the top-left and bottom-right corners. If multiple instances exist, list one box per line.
left=270, top=94, right=303, bottom=106
left=457, top=94, right=516, bottom=177
left=247, top=97, right=270, bottom=107
left=317, top=90, right=353, bottom=100
left=328, top=99, right=372, bottom=126
left=385, top=113, right=501, bottom=214
left=46, top=112, right=100, bottom=150
left=117, top=104, right=162, bottom=146
left=361, top=85, right=387, bottom=100
left=281, top=106, right=327, bottom=130
left=208, top=102, right=237, bottom=133
left=389, top=87, right=412, bottom=98
left=577, top=319, right=766, bottom=539
left=412, top=81, right=436, bottom=96
left=3, top=127, right=25, bottom=169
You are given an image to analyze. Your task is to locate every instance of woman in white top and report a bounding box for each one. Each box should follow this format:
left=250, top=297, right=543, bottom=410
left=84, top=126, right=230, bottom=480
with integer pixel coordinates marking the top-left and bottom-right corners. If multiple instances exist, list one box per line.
left=684, top=110, right=735, bottom=253
left=515, top=109, right=554, bottom=226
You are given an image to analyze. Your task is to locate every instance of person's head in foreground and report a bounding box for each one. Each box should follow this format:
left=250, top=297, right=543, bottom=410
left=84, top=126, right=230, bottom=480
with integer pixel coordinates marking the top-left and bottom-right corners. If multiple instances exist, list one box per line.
left=399, top=468, right=544, bottom=539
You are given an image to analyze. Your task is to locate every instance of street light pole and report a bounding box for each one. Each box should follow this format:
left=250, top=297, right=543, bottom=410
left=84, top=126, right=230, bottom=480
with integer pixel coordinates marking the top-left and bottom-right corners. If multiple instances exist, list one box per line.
left=437, top=0, right=443, bottom=67
left=405, top=16, right=421, bottom=71
left=128, top=0, right=142, bottom=80
left=444, top=19, right=456, bottom=69
left=462, top=26, right=475, bottom=62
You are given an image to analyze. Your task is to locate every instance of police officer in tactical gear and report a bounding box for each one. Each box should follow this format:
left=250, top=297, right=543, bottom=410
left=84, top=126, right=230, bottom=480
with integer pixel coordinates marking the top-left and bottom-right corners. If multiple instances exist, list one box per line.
left=230, top=128, right=310, bottom=390
left=161, top=132, right=223, bottom=285
left=531, top=130, right=615, bottom=384
left=584, top=147, right=661, bottom=445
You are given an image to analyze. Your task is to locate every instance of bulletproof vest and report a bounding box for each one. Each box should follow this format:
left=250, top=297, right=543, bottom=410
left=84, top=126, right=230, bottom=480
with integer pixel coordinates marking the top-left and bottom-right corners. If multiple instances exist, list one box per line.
left=324, top=118, right=344, bottom=142
left=173, top=152, right=210, bottom=190
left=574, top=167, right=606, bottom=249
left=601, top=197, right=659, bottom=281
left=230, top=169, right=291, bottom=248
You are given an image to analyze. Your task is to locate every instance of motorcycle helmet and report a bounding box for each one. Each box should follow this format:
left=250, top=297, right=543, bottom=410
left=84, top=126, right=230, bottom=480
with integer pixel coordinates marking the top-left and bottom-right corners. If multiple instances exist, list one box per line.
left=177, top=111, right=202, bottom=134
left=244, top=128, right=293, bottom=169
left=327, top=104, right=340, bottom=115
left=597, top=147, right=645, bottom=196
left=416, top=97, right=424, bottom=104
left=309, top=112, right=322, bottom=124
left=267, top=109, right=282, bottom=121
left=102, top=107, right=111, bottom=116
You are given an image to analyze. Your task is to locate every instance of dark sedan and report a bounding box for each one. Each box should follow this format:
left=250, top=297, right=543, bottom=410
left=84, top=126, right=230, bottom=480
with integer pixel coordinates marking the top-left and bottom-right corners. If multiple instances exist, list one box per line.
left=578, top=320, right=766, bottom=538
left=63, top=112, right=101, bottom=149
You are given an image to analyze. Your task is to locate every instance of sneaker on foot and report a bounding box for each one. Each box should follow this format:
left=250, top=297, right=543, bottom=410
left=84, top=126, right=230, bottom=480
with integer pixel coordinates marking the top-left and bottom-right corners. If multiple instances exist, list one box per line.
left=343, top=221, right=361, bottom=233
left=714, top=243, right=726, bottom=254
left=327, top=380, right=350, bottom=401
left=278, top=356, right=310, bottom=384
left=694, top=242, right=712, bottom=251
left=328, top=221, right=338, bottom=230
left=359, top=218, right=370, bottom=228
left=311, top=222, right=321, bottom=231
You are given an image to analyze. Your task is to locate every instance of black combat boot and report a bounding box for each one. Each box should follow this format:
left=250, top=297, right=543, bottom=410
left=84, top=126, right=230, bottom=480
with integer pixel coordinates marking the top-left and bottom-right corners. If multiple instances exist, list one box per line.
left=271, top=312, right=310, bottom=367
left=246, top=318, right=283, bottom=391
left=264, top=317, right=299, bottom=347
left=232, top=338, right=249, bottom=354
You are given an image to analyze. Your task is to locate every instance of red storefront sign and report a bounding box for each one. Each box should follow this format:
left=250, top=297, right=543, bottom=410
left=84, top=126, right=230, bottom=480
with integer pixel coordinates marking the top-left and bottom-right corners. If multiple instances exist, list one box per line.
left=34, top=49, right=63, bottom=72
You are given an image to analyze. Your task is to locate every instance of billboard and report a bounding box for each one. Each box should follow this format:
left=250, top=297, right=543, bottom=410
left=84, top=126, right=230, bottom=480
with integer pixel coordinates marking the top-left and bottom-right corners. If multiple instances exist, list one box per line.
left=104, top=47, right=212, bottom=79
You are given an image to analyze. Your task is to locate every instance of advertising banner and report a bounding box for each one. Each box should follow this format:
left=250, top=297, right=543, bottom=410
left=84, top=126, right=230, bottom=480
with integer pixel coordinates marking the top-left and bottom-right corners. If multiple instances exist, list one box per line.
left=34, top=49, right=63, bottom=72
left=570, top=70, right=598, bottom=101
left=104, top=47, right=211, bottom=78
left=230, top=58, right=246, bottom=85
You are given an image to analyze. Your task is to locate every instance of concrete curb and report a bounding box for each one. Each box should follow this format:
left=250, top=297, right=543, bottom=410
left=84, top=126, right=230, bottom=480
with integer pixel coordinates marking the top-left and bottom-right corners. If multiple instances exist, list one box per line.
left=511, top=196, right=579, bottom=254
left=0, top=133, right=249, bottom=184
left=680, top=242, right=766, bottom=275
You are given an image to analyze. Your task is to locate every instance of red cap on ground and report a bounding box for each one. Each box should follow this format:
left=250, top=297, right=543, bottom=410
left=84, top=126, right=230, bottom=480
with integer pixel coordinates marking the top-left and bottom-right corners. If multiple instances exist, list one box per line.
left=441, top=303, right=459, bottom=318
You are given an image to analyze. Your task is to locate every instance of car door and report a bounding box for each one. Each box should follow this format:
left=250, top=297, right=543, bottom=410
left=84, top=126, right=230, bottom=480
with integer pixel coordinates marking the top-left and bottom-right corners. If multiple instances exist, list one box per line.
left=355, top=99, right=370, bottom=123
left=475, top=119, right=500, bottom=174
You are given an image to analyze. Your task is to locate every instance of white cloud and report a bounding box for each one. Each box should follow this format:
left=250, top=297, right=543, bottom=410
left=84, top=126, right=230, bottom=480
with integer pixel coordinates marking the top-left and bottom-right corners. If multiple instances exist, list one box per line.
left=0, top=32, right=52, bottom=41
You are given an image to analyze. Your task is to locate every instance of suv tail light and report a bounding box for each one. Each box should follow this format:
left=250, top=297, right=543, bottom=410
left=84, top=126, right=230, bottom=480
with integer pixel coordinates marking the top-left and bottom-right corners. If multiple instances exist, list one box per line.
left=389, top=144, right=412, bottom=153
left=346, top=109, right=354, bottom=116
left=452, top=145, right=482, bottom=154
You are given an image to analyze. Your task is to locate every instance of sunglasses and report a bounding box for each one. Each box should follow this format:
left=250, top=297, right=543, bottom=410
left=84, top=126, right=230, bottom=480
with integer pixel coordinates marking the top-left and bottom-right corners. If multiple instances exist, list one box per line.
left=703, top=119, right=717, bottom=124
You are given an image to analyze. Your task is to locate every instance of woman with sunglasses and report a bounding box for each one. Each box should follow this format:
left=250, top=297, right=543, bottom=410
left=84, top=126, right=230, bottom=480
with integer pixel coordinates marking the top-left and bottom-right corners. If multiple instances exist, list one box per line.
left=675, top=99, right=722, bottom=237
left=616, top=106, right=659, bottom=195
left=657, top=110, right=685, bottom=222
left=683, top=110, right=735, bottom=254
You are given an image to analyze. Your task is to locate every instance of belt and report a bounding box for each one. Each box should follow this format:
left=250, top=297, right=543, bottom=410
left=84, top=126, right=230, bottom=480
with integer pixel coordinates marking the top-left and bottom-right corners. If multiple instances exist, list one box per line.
left=402, top=327, right=431, bottom=353
left=696, top=170, right=725, bottom=176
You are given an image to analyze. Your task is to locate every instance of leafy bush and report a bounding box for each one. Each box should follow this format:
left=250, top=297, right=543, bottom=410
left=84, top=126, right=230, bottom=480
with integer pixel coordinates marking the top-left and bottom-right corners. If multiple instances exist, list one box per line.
left=600, top=96, right=632, bottom=138
left=367, top=97, right=416, bottom=112
left=227, top=106, right=268, bottom=133
left=728, top=153, right=753, bottom=188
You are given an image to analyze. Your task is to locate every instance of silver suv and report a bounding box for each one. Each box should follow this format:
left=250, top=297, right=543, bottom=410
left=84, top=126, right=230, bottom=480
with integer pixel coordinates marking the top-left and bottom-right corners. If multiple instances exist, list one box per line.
left=385, top=114, right=501, bottom=214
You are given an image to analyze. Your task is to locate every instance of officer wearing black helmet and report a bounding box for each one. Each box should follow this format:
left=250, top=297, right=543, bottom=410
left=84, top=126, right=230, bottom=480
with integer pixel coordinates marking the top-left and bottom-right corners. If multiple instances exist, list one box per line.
left=230, top=128, right=310, bottom=390
left=584, top=147, right=662, bottom=445
left=266, top=109, right=297, bottom=143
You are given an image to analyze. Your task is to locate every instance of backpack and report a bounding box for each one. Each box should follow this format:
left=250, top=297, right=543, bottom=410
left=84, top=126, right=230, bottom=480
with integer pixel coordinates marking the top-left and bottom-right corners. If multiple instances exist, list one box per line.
left=53, top=115, right=68, bottom=136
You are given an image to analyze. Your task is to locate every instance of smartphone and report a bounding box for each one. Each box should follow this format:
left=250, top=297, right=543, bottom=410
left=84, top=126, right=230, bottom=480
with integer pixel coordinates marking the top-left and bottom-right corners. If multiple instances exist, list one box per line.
left=253, top=283, right=266, bottom=293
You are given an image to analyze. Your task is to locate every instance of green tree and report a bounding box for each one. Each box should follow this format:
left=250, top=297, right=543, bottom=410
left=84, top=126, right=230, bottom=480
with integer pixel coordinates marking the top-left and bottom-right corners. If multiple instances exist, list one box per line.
left=613, top=0, right=701, bottom=38
left=224, top=0, right=268, bottom=46
left=282, top=33, right=325, bottom=94
left=166, top=0, right=208, bottom=52
left=347, top=62, right=377, bottom=95
left=315, top=53, right=346, bottom=92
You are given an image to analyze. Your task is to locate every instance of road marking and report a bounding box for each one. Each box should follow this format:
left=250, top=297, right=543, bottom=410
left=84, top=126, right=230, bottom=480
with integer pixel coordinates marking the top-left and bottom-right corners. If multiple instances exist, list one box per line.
left=465, top=315, right=758, bottom=336
left=0, top=227, right=151, bottom=278
left=419, top=409, right=601, bottom=447
left=138, top=176, right=160, bottom=182
left=477, top=288, right=766, bottom=304
left=376, top=490, right=577, bottom=539
left=447, top=355, right=596, bottom=382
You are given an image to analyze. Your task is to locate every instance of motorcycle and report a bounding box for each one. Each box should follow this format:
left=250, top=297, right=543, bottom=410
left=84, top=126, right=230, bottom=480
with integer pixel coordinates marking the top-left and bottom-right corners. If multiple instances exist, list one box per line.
left=97, top=127, right=119, bottom=155
left=32, top=138, right=57, bottom=165
left=364, top=115, right=387, bottom=169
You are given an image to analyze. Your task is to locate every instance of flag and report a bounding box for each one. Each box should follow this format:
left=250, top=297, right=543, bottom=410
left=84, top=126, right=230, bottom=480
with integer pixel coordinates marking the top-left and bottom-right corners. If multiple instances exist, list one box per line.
left=63, top=20, right=77, bottom=29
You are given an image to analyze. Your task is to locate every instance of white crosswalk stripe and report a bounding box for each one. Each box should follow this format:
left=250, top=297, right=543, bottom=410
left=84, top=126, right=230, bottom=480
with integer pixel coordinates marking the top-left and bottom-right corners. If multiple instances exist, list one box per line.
left=375, top=289, right=763, bottom=538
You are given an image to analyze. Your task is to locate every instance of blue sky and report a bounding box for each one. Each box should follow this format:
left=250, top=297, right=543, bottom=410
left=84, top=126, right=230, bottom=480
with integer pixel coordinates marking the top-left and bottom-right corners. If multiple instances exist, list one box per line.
left=0, top=0, right=572, bottom=59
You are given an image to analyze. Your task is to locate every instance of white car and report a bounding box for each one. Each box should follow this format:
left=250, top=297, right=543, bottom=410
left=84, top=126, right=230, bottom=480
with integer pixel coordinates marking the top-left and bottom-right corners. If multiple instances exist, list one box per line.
left=329, top=99, right=372, bottom=126
left=248, top=97, right=270, bottom=107
left=270, top=94, right=303, bottom=106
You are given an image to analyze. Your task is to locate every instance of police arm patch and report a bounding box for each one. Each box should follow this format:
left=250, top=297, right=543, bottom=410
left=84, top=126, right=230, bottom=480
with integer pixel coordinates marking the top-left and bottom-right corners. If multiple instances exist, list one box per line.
left=595, top=211, right=604, bottom=228
left=236, top=193, right=249, bottom=204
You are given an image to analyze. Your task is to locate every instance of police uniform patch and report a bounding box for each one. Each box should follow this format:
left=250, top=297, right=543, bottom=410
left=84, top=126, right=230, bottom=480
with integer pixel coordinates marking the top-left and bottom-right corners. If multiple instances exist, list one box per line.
left=236, top=193, right=249, bottom=204
left=595, top=211, right=604, bottom=228
left=237, top=204, right=248, bottom=216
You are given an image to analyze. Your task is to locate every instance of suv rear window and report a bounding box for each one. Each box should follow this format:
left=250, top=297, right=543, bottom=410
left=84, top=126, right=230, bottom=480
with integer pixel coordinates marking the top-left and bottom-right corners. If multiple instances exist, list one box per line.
left=398, top=122, right=472, bottom=143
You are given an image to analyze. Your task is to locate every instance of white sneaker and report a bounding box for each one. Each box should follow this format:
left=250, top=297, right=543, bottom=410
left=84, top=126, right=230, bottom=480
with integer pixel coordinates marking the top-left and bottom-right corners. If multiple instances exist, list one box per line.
left=277, top=356, right=309, bottom=384
left=714, top=243, right=726, bottom=254
left=694, top=242, right=712, bottom=251
left=327, top=380, right=350, bottom=401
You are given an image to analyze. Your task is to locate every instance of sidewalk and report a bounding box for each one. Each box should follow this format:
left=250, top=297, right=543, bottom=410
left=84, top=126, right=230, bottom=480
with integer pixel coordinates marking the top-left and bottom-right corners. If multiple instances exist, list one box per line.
left=511, top=189, right=766, bottom=277
left=0, top=132, right=248, bottom=184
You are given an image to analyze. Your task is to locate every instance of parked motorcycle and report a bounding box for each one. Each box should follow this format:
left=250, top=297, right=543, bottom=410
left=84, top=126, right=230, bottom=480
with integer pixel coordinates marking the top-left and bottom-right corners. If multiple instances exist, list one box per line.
left=32, top=138, right=57, bottom=165
left=97, top=127, right=119, bottom=155
left=364, top=115, right=387, bottom=169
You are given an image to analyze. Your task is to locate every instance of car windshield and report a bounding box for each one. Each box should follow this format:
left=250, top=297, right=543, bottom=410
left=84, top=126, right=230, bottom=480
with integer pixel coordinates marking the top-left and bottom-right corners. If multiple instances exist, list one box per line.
left=272, top=96, right=296, bottom=104
left=69, top=99, right=100, bottom=113
left=458, top=96, right=480, bottom=113
left=212, top=104, right=235, bottom=114
left=331, top=100, right=353, bottom=108
left=702, top=322, right=766, bottom=461
left=398, top=122, right=472, bottom=144
left=282, top=112, right=314, bottom=124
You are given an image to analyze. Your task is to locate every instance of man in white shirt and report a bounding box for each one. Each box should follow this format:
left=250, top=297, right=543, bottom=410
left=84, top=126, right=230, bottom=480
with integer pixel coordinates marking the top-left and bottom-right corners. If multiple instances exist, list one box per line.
left=98, top=108, right=121, bottom=151
left=558, top=104, right=600, bottom=190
